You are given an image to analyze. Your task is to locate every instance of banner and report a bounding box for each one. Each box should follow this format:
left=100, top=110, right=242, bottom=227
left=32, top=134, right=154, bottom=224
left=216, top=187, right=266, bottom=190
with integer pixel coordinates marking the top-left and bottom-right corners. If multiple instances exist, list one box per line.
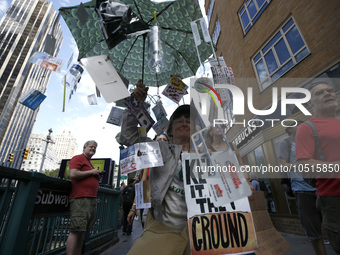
left=120, top=142, right=163, bottom=175
left=182, top=153, right=257, bottom=254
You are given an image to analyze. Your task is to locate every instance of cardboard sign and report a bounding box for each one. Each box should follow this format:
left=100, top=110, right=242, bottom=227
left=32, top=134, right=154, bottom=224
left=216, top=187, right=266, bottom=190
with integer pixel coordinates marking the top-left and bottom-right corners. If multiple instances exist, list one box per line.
left=123, top=93, right=155, bottom=132
left=162, top=76, right=188, bottom=104
left=248, top=192, right=291, bottom=255
left=135, top=179, right=151, bottom=209
left=120, top=142, right=163, bottom=175
left=182, top=153, right=257, bottom=255
left=29, top=51, right=64, bottom=72
left=81, top=55, right=130, bottom=103
left=19, top=89, right=46, bottom=110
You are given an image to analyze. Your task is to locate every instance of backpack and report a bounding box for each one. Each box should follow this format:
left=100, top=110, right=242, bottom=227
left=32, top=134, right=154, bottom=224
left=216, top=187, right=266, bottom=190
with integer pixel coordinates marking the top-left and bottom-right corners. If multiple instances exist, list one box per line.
left=123, top=184, right=135, bottom=204
left=280, top=138, right=295, bottom=197
left=303, top=120, right=324, bottom=188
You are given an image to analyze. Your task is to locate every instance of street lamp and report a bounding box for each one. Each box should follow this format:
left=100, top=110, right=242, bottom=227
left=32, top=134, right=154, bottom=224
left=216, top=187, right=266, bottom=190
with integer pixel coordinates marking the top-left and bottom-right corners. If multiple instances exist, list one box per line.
left=39, top=128, right=53, bottom=173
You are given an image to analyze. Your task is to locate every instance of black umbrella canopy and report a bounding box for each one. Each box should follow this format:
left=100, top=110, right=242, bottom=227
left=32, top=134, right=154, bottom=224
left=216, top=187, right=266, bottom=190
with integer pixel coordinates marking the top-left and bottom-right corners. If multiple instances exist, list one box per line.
left=59, top=0, right=214, bottom=87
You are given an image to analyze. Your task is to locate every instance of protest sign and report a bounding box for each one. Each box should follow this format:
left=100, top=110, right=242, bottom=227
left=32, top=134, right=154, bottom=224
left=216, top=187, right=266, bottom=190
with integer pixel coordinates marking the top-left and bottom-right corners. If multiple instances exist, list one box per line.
left=81, top=55, right=130, bottom=103
left=183, top=153, right=256, bottom=254
left=135, top=179, right=151, bottom=209
left=19, top=89, right=46, bottom=110
left=123, top=93, right=155, bottom=132
left=106, top=106, right=124, bottom=126
left=162, top=76, right=188, bottom=104
left=29, top=51, right=64, bottom=72
left=152, top=117, right=169, bottom=135
left=120, top=142, right=163, bottom=175
left=152, top=100, right=167, bottom=121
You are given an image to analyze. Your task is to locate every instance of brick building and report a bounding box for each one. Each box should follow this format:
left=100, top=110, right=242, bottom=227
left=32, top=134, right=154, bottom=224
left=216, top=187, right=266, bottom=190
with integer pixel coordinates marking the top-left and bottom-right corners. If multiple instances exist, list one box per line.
left=204, top=0, right=340, bottom=234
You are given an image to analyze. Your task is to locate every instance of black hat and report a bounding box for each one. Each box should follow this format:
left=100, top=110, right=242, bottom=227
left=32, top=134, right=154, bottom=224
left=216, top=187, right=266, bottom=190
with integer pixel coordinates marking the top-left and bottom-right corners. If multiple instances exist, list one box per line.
left=167, top=105, right=198, bottom=137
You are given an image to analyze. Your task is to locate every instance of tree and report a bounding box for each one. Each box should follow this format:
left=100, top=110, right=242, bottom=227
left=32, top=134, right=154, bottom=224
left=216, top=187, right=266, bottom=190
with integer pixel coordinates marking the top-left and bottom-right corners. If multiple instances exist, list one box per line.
left=43, top=168, right=60, bottom=178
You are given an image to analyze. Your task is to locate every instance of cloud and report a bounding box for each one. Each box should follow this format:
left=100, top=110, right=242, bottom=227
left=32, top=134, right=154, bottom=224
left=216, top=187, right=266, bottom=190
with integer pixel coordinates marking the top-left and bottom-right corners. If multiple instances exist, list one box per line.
left=0, top=0, right=8, bottom=17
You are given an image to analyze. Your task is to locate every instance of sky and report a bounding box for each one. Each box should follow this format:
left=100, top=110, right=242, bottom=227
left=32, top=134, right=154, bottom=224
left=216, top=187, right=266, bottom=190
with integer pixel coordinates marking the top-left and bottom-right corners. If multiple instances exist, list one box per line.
left=0, top=0, right=207, bottom=163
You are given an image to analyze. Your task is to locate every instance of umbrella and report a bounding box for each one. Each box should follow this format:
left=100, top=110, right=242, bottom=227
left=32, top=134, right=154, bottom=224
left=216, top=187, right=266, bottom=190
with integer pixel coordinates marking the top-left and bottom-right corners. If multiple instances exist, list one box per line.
left=59, top=0, right=214, bottom=87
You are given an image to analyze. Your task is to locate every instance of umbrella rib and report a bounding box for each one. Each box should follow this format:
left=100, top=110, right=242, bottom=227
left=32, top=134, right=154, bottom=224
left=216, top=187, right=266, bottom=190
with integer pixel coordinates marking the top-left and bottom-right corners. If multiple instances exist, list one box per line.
left=132, top=0, right=146, bottom=24
left=160, top=27, right=193, bottom=34
left=164, top=40, right=195, bottom=75
left=118, top=36, right=140, bottom=74
left=77, top=39, right=105, bottom=60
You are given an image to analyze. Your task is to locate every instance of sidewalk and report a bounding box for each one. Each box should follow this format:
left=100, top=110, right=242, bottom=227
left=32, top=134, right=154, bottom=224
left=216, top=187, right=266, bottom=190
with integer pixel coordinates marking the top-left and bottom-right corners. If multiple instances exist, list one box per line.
left=100, top=218, right=337, bottom=255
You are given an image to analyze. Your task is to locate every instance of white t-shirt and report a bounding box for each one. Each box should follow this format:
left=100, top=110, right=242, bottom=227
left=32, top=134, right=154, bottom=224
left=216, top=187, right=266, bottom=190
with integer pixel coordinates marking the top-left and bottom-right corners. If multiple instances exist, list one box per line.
left=162, top=157, right=187, bottom=230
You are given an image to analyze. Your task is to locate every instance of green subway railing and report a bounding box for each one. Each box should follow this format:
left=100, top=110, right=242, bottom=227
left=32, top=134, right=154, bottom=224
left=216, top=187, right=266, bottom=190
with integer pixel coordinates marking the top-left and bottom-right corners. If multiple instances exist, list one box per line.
left=0, top=166, right=120, bottom=255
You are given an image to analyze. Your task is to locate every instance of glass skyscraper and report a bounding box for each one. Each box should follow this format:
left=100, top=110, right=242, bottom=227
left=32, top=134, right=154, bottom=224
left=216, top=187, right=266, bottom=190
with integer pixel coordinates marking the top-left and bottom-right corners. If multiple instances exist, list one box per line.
left=0, top=0, right=63, bottom=169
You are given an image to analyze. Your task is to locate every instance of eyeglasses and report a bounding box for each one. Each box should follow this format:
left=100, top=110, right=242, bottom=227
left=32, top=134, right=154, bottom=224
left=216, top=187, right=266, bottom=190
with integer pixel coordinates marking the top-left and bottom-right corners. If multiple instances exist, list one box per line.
left=173, top=118, right=191, bottom=125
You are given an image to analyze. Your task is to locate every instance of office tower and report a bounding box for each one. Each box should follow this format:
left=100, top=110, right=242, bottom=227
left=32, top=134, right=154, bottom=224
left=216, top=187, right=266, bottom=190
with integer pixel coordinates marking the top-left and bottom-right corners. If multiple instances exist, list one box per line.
left=21, top=133, right=59, bottom=172
left=0, top=0, right=63, bottom=169
left=54, top=130, right=78, bottom=162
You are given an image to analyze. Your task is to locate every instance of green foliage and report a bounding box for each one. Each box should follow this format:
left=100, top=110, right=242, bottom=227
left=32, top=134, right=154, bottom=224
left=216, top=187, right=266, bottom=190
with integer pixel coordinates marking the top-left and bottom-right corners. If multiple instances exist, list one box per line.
left=43, top=168, right=60, bottom=178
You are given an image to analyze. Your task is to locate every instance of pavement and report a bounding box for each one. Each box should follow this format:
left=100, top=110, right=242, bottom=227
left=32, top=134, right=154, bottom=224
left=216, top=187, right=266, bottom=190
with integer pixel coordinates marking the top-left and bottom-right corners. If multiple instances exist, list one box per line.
left=100, top=218, right=337, bottom=255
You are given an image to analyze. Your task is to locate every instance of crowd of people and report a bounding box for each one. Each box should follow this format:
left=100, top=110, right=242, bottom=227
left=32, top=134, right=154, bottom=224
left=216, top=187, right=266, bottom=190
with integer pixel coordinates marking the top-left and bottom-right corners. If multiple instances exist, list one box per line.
left=64, top=79, right=339, bottom=255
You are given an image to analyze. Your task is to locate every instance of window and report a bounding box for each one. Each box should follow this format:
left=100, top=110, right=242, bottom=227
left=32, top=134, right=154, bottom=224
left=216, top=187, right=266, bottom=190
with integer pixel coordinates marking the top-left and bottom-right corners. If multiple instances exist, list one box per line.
left=212, top=19, right=221, bottom=45
left=239, top=0, right=271, bottom=34
left=252, top=17, right=310, bottom=90
left=207, top=0, right=215, bottom=23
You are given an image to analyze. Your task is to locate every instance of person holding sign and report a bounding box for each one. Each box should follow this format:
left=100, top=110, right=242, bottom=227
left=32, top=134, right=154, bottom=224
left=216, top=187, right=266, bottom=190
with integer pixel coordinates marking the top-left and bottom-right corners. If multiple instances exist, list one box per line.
left=120, top=80, right=192, bottom=254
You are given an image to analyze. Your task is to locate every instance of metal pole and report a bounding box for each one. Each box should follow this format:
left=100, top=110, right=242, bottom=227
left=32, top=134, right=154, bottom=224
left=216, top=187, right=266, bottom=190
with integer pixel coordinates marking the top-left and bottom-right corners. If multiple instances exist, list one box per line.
left=39, top=128, right=53, bottom=172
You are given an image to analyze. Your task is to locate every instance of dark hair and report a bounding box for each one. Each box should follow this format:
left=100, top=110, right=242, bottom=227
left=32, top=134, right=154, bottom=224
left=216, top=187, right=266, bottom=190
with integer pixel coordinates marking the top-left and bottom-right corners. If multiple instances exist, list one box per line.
left=153, top=133, right=169, bottom=141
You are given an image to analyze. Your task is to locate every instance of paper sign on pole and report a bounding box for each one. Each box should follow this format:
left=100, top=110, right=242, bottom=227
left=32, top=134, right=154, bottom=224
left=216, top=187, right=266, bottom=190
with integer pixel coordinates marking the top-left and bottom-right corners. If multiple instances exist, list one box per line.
left=182, top=153, right=257, bottom=255
left=120, top=142, right=163, bottom=175
left=81, top=55, right=130, bottom=103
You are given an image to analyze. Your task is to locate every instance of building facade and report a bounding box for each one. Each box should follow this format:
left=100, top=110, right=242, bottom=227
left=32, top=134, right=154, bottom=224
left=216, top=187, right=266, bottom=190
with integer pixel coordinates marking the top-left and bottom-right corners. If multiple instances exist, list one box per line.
left=205, top=0, right=340, bottom=234
left=0, top=0, right=63, bottom=169
left=54, top=130, right=78, bottom=162
left=21, top=133, right=59, bottom=172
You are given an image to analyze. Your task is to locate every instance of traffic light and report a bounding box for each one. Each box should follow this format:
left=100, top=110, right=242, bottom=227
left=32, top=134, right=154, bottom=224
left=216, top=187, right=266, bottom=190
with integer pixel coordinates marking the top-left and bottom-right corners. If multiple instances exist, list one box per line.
left=23, top=148, right=29, bottom=159
left=8, top=153, right=14, bottom=162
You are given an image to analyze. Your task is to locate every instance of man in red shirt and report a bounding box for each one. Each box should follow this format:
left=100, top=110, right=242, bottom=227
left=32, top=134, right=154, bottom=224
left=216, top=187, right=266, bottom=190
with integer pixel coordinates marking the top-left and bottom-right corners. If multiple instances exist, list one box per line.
left=295, top=81, right=340, bottom=254
left=66, top=140, right=100, bottom=255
